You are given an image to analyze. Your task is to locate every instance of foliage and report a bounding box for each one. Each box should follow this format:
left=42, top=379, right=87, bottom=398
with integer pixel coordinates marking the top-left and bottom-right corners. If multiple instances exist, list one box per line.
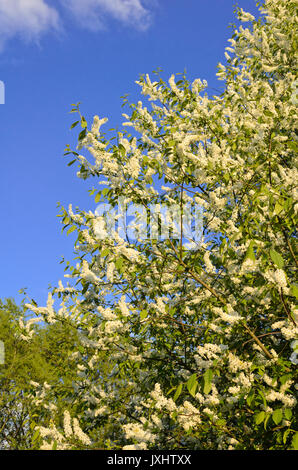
left=18, top=0, right=297, bottom=450
left=0, top=298, right=78, bottom=449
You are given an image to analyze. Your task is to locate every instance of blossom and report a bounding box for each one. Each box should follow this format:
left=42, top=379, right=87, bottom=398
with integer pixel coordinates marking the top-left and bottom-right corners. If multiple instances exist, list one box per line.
left=19, top=0, right=298, bottom=451
left=123, top=423, right=155, bottom=443
left=63, top=411, right=72, bottom=438
left=168, top=74, right=183, bottom=99
left=213, top=306, right=243, bottom=324
left=203, top=250, right=216, bottom=273
left=273, top=269, right=288, bottom=289
left=238, top=8, right=255, bottom=22
left=106, top=262, right=115, bottom=282
left=72, top=418, right=91, bottom=445
left=122, top=443, right=147, bottom=450
left=118, top=296, right=130, bottom=317
left=81, top=260, right=100, bottom=283
left=91, top=116, right=108, bottom=136
left=177, top=401, right=201, bottom=430
left=126, top=156, right=140, bottom=179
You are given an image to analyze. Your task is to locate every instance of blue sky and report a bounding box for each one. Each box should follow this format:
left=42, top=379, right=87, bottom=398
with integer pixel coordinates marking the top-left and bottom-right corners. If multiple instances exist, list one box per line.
left=0, top=0, right=259, bottom=306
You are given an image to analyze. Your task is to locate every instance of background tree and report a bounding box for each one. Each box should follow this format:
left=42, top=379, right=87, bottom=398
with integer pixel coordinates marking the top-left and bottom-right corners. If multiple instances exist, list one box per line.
left=0, top=298, right=79, bottom=449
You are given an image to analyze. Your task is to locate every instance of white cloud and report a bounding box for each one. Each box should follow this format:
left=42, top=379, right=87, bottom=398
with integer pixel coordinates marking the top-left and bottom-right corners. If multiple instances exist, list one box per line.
left=0, top=0, right=60, bottom=50
left=0, top=0, right=153, bottom=51
left=62, top=0, right=152, bottom=31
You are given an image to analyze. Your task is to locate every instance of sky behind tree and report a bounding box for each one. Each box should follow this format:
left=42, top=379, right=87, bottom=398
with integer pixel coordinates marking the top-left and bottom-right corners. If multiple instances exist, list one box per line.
left=0, top=0, right=259, bottom=306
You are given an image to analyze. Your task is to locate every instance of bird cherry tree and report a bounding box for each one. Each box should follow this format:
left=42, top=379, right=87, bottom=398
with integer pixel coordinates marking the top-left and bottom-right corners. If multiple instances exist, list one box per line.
left=20, top=0, right=297, bottom=450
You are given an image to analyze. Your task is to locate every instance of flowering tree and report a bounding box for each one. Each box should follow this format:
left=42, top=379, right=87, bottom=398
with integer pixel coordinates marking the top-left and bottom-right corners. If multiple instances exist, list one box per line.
left=0, top=299, right=79, bottom=449
left=21, top=0, right=297, bottom=450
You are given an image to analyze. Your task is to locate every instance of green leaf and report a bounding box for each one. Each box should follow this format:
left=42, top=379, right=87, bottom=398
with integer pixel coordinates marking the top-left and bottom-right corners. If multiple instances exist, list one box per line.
left=101, top=248, right=110, bottom=257
left=246, top=391, right=255, bottom=407
left=280, top=374, right=291, bottom=385
left=82, top=282, right=89, bottom=295
left=284, top=408, right=292, bottom=420
left=216, top=419, right=226, bottom=427
left=203, top=369, right=213, bottom=395
left=283, top=429, right=290, bottom=444
left=264, top=110, right=274, bottom=117
left=70, top=120, right=79, bottom=129
left=173, top=383, right=183, bottom=402
left=187, top=373, right=198, bottom=397
left=32, top=429, right=40, bottom=442
left=255, top=411, right=265, bottom=425
left=223, top=173, right=229, bottom=183
left=140, top=310, right=148, bottom=320
left=290, top=284, right=298, bottom=299
left=78, top=129, right=87, bottom=141
left=264, top=413, right=270, bottom=430
left=81, top=116, right=87, bottom=129
left=287, top=141, right=298, bottom=152
left=118, top=144, right=126, bottom=156
left=67, top=226, right=77, bottom=235
left=270, top=249, right=284, bottom=268
left=30, top=420, right=36, bottom=431
left=292, top=432, right=298, bottom=450
left=272, top=408, right=283, bottom=425
left=115, top=258, right=124, bottom=272
left=258, top=390, right=267, bottom=408
left=245, top=241, right=255, bottom=261
left=274, top=201, right=284, bottom=215
left=95, top=192, right=101, bottom=203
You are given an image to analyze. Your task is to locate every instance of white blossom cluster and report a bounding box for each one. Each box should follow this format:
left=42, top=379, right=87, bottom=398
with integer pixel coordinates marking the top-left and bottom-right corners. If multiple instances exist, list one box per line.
left=20, top=0, right=298, bottom=451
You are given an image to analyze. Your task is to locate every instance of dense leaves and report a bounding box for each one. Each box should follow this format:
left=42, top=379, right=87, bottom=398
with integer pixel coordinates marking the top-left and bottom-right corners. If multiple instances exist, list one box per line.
left=9, top=0, right=298, bottom=450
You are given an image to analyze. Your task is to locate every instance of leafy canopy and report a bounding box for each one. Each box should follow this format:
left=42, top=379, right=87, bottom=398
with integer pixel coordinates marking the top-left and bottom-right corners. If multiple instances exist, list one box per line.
left=17, top=0, right=298, bottom=450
